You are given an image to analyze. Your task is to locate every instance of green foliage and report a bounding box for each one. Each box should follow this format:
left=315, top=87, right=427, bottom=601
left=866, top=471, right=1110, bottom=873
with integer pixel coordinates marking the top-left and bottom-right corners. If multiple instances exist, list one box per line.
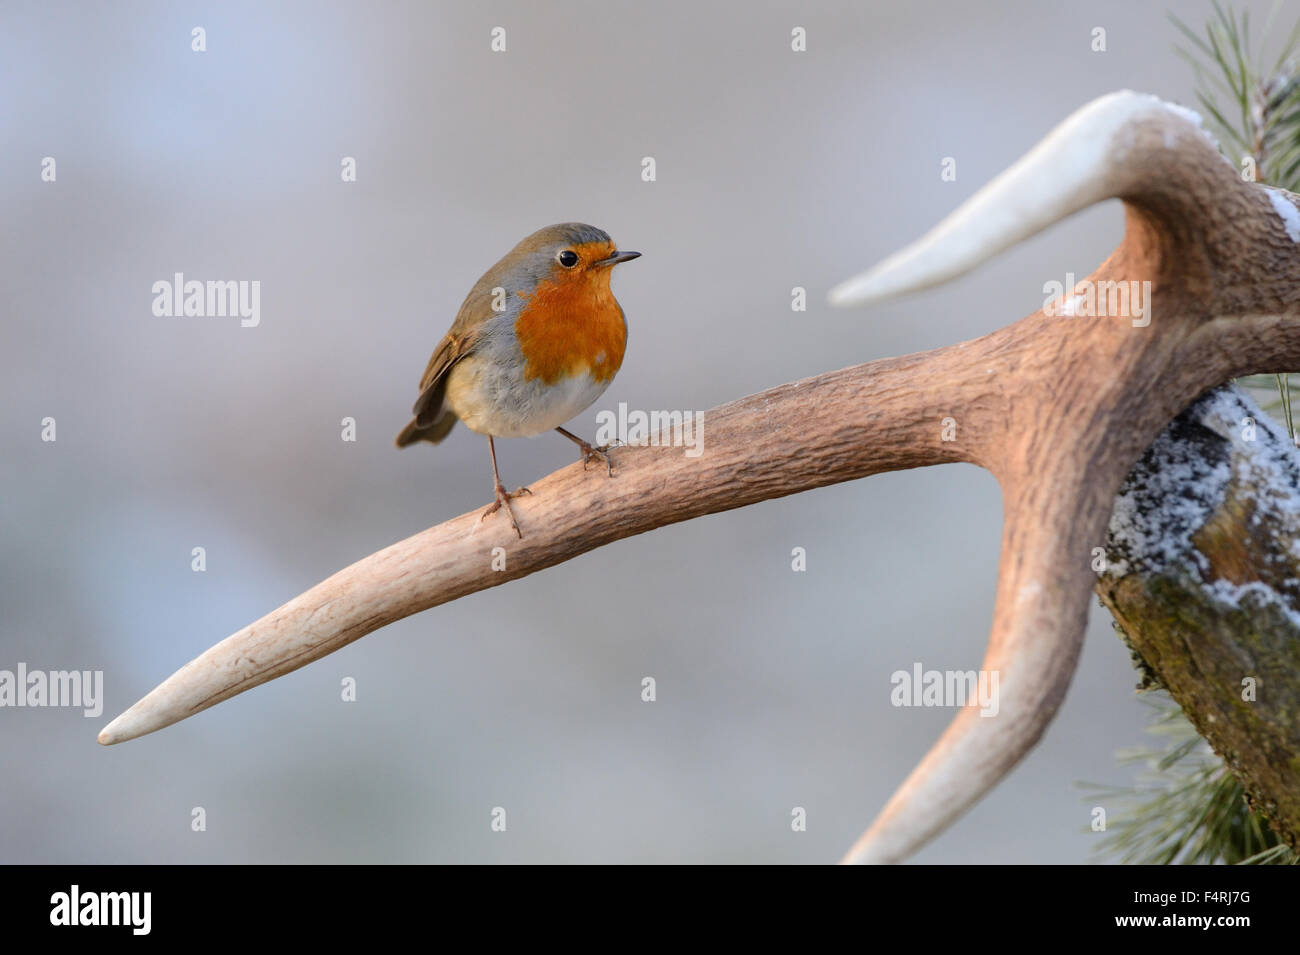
left=1084, top=694, right=1296, bottom=865
left=1238, top=372, right=1300, bottom=438
left=1172, top=1, right=1300, bottom=436
left=1092, top=1, right=1300, bottom=868
left=1171, top=0, right=1300, bottom=190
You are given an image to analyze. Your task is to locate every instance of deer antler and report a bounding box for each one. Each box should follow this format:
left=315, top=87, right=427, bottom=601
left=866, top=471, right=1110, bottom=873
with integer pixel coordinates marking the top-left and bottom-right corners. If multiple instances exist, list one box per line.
left=99, top=91, right=1300, bottom=864
left=831, top=90, right=1300, bottom=863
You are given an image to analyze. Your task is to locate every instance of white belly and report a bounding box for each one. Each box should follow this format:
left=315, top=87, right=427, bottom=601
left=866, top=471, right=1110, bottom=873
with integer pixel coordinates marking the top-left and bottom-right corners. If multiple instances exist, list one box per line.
left=445, top=353, right=612, bottom=438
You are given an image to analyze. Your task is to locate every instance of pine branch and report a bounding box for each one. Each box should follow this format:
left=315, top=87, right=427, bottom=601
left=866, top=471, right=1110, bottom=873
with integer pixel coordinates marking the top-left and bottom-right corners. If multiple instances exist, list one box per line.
left=1087, top=3, right=1300, bottom=865
left=1084, top=694, right=1296, bottom=865
left=1173, top=1, right=1300, bottom=430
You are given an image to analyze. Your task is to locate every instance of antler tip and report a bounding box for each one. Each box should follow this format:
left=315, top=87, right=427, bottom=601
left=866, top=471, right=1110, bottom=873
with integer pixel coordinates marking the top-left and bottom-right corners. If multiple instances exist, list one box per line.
left=97, top=696, right=171, bottom=745
left=827, top=89, right=1215, bottom=310
left=827, top=272, right=886, bottom=308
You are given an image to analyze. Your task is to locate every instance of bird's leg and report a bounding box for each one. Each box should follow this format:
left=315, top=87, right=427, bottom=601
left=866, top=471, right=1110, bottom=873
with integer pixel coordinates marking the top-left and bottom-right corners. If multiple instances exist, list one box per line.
left=480, top=435, right=530, bottom=538
left=555, top=426, right=616, bottom=476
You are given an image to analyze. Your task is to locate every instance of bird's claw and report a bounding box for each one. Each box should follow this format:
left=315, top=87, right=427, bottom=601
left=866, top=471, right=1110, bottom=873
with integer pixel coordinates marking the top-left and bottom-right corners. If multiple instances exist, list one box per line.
left=481, top=483, right=530, bottom=538
left=578, top=441, right=617, bottom=477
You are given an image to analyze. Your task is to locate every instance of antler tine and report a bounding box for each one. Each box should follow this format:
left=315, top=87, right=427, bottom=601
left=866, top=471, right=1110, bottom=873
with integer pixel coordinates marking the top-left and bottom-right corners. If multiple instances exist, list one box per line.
left=828, top=90, right=1226, bottom=309
left=842, top=469, right=1109, bottom=863
left=97, top=358, right=972, bottom=747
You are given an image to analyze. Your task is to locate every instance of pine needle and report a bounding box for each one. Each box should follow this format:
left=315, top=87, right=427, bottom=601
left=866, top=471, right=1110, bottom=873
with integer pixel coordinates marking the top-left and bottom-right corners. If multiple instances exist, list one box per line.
left=1170, top=2, right=1300, bottom=430
left=1081, top=694, right=1296, bottom=865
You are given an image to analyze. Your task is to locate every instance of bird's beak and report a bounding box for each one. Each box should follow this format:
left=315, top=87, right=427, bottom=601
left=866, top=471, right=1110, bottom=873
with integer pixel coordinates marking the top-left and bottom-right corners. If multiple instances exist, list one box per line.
left=594, top=250, right=642, bottom=267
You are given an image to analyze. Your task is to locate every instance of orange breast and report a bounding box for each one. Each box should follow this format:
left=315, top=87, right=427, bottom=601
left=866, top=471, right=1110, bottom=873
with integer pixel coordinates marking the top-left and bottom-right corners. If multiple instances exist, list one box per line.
left=515, top=254, right=627, bottom=386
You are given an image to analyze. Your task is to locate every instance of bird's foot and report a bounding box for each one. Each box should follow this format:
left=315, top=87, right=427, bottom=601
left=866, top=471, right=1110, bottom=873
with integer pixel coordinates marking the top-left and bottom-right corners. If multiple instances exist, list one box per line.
left=577, top=440, right=618, bottom=476
left=481, top=483, right=532, bottom=538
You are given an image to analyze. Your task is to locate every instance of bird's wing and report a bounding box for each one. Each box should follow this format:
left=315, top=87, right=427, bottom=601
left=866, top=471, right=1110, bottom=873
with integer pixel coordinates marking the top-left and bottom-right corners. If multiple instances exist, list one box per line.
left=411, top=332, right=467, bottom=427
left=410, top=275, right=504, bottom=426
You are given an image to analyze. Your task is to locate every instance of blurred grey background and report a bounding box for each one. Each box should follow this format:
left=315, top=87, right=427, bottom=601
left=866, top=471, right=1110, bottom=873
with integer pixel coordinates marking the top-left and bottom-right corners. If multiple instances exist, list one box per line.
left=0, top=0, right=1271, bottom=863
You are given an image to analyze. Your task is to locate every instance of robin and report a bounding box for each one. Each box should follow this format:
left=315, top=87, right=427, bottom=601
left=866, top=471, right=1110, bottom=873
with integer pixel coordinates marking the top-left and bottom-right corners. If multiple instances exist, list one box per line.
left=395, top=222, right=641, bottom=537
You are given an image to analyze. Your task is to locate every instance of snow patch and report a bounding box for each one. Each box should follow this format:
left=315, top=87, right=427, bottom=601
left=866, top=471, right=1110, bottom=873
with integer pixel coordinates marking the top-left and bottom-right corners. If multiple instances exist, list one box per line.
left=1105, top=387, right=1300, bottom=629
left=1156, top=100, right=1204, bottom=129
left=1265, top=188, right=1300, bottom=243
left=1146, top=94, right=1230, bottom=164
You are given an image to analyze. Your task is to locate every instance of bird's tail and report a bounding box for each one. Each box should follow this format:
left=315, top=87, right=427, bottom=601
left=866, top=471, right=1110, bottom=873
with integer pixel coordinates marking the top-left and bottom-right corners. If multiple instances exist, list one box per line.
left=394, top=412, right=458, bottom=448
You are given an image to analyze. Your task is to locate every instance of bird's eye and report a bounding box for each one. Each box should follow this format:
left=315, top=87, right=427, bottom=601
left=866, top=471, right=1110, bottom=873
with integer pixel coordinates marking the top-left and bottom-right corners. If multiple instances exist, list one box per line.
left=557, top=250, right=579, bottom=268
